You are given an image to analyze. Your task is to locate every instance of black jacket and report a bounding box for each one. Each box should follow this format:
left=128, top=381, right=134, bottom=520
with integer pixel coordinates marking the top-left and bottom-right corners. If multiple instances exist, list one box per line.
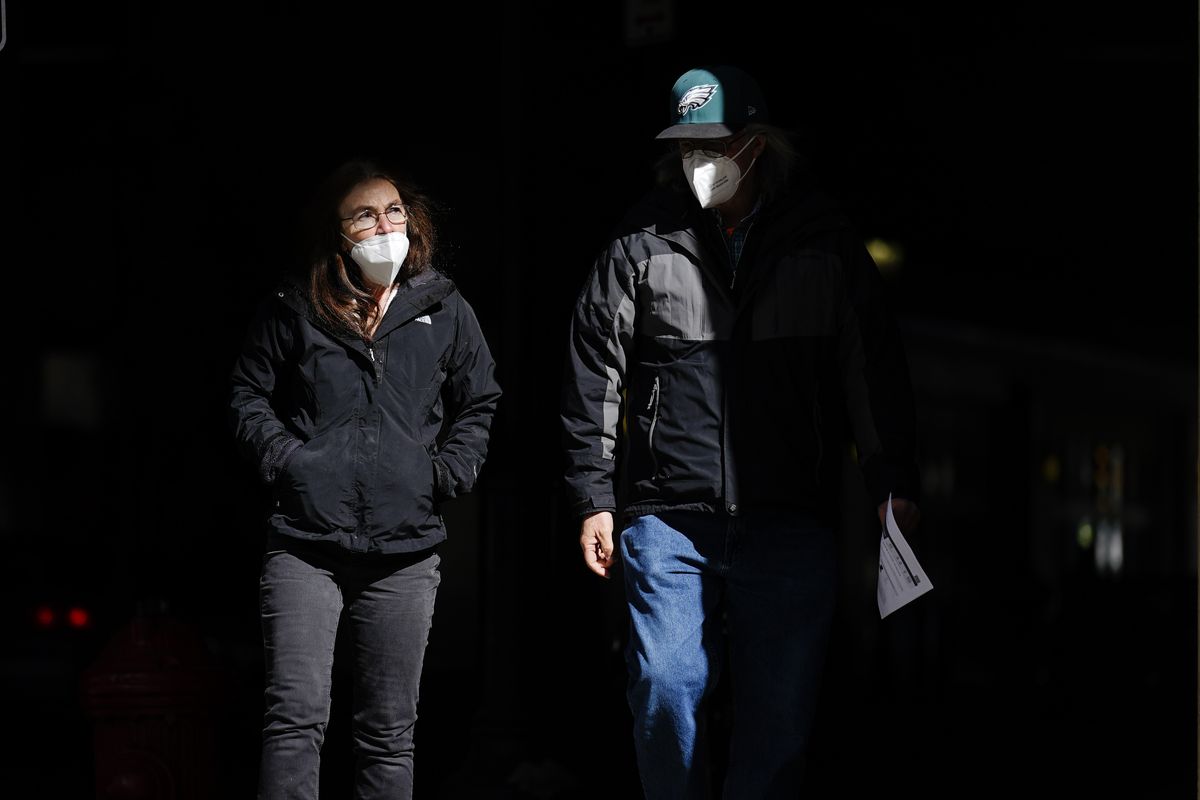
left=561, top=183, right=920, bottom=526
left=230, top=270, right=501, bottom=554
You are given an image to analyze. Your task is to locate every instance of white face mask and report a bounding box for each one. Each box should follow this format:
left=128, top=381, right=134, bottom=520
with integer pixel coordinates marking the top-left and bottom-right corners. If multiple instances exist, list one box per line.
left=342, top=231, right=409, bottom=287
left=681, top=135, right=758, bottom=209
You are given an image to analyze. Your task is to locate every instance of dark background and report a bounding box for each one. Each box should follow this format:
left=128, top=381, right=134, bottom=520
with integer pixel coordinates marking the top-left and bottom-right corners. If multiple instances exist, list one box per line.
left=4, top=1, right=1197, bottom=797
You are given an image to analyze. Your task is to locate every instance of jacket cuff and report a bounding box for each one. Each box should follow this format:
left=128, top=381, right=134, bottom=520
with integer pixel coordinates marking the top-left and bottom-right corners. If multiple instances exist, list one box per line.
left=432, top=456, right=454, bottom=500
left=261, top=434, right=302, bottom=485
left=572, top=495, right=617, bottom=519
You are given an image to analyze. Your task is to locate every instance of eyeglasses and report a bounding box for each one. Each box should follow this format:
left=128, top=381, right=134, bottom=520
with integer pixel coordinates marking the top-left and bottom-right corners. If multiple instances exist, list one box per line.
left=341, top=204, right=408, bottom=233
left=676, top=134, right=750, bottom=158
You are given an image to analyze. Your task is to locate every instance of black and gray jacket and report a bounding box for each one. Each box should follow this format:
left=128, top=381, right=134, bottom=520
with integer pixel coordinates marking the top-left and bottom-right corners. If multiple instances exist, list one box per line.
left=561, top=183, right=920, bottom=526
left=230, top=270, right=501, bottom=554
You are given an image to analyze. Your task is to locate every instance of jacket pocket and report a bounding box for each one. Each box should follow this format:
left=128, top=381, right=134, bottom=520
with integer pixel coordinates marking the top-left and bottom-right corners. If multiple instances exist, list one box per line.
left=646, top=375, right=661, bottom=477
left=627, top=371, right=662, bottom=485
left=274, top=429, right=355, bottom=531
left=373, top=433, right=438, bottom=533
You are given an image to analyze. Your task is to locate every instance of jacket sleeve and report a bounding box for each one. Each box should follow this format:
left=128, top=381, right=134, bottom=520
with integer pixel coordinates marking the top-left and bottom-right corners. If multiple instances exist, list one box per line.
left=228, top=295, right=304, bottom=485
left=560, top=239, right=639, bottom=518
left=432, top=294, right=502, bottom=499
left=834, top=234, right=922, bottom=509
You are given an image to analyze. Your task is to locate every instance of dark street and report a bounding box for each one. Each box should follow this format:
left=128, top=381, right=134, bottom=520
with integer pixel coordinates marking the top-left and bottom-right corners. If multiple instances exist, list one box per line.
left=4, top=1, right=1196, bottom=797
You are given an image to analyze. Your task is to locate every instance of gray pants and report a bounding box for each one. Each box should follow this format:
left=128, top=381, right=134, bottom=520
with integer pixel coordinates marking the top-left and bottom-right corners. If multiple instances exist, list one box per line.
left=257, top=538, right=440, bottom=799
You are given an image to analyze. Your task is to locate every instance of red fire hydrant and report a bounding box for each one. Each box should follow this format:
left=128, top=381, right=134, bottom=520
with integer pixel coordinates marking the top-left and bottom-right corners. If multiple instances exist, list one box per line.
left=80, top=610, right=225, bottom=800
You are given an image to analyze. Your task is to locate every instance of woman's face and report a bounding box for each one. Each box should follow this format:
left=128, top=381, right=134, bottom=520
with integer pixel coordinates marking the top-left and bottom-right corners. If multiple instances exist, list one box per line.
left=338, top=178, right=408, bottom=246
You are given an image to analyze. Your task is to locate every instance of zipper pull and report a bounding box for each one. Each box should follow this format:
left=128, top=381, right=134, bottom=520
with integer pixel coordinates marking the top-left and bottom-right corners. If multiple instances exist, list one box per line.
left=367, top=345, right=382, bottom=382
left=646, top=375, right=660, bottom=410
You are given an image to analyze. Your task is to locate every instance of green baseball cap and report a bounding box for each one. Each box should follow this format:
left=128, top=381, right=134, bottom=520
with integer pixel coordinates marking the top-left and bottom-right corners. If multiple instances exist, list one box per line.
left=656, top=65, right=769, bottom=140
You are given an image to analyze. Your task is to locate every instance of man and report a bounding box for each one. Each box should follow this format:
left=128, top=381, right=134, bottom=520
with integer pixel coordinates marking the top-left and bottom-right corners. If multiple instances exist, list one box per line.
left=560, top=65, right=922, bottom=798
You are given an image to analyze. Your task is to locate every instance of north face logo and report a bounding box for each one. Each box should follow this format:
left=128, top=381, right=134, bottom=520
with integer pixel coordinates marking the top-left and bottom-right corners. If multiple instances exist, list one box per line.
left=676, top=84, right=717, bottom=117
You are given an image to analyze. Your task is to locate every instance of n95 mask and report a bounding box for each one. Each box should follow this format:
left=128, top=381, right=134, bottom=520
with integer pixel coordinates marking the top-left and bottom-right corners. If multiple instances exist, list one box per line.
left=342, top=231, right=409, bottom=287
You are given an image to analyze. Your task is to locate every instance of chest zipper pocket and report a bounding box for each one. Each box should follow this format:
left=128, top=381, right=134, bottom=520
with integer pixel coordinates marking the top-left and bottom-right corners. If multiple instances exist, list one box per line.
left=646, top=375, right=661, bottom=477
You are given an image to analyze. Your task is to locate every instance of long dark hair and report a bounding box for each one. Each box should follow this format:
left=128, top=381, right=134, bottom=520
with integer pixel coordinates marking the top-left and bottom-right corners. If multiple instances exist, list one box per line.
left=300, top=158, right=438, bottom=340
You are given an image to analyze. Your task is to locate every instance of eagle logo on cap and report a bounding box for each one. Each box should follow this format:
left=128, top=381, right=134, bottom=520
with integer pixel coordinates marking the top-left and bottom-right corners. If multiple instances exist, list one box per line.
left=677, top=84, right=718, bottom=118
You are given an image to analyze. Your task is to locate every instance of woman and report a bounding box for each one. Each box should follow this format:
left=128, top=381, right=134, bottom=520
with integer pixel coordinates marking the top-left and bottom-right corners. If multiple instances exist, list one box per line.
left=229, top=158, right=502, bottom=798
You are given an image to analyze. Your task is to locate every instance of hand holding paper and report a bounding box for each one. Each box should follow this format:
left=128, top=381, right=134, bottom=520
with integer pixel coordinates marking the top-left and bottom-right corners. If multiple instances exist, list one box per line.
left=877, top=493, right=933, bottom=618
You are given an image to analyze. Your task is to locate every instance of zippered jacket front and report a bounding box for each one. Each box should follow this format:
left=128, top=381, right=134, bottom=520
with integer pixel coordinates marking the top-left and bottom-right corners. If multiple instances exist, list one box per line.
left=561, top=183, right=920, bottom=526
left=230, top=270, right=502, bottom=554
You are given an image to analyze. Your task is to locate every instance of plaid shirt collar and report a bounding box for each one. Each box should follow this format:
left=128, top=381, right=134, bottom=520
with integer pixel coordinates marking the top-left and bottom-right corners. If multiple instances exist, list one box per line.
left=712, top=195, right=764, bottom=269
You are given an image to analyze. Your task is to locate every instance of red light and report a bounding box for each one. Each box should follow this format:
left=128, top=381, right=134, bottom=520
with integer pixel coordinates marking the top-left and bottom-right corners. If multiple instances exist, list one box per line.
left=34, top=606, right=55, bottom=628
left=67, top=607, right=91, bottom=628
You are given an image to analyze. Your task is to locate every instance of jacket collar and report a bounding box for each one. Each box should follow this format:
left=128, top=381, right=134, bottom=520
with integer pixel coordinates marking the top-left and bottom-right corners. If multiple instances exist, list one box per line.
left=622, top=185, right=853, bottom=304
left=275, top=269, right=457, bottom=343
left=373, top=270, right=456, bottom=339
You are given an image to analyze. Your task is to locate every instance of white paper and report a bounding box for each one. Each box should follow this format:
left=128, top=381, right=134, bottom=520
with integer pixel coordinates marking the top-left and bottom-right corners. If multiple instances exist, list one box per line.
left=877, top=493, right=933, bottom=618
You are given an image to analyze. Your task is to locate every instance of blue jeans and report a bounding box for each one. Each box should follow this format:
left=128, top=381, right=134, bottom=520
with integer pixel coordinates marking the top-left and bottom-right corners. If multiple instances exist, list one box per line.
left=258, top=537, right=441, bottom=800
left=620, top=509, right=836, bottom=800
